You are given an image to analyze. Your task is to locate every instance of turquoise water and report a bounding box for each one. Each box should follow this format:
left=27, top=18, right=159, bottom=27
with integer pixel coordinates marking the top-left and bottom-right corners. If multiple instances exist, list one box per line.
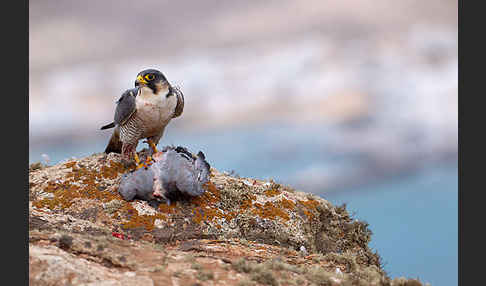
left=30, top=124, right=361, bottom=181
left=325, top=165, right=458, bottom=286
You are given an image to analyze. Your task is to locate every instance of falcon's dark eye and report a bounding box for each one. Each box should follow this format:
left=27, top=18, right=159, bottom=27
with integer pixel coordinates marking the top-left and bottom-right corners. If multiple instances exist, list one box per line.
left=145, top=74, right=155, bottom=81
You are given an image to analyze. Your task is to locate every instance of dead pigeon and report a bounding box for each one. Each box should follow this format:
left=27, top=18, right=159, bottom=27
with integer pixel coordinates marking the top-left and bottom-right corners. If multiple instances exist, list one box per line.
left=118, top=146, right=211, bottom=206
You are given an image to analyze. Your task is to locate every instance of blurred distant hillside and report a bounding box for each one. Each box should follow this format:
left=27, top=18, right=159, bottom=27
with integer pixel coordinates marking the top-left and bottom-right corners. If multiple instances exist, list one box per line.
left=29, top=0, right=457, bottom=192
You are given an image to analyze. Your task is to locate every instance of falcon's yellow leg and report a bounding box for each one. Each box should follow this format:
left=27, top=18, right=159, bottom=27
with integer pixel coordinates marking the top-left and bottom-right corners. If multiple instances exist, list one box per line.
left=133, top=152, right=141, bottom=164
left=147, top=139, right=158, bottom=153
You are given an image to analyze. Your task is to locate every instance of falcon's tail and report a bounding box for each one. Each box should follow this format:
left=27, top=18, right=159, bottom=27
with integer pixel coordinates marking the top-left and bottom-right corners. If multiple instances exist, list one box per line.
left=100, top=122, right=115, bottom=130
left=104, top=127, right=122, bottom=154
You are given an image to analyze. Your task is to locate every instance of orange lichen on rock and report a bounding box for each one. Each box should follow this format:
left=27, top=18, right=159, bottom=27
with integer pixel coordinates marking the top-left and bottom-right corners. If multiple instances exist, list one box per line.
left=118, top=203, right=167, bottom=231
left=64, top=162, right=76, bottom=169
left=189, top=181, right=228, bottom=225
left=192, top=207, right=223, bottom=225
left=191, top=181, right=221, bottom=207
left=297, top=198, right=320, bottom=220
left=101, top=160, right=126, bottom=179
left=239, top=194, right=257, bottom=211
left=221, top=211, right=237, bottom=222
left=33, top=180, right=79, bottom=210
left=252, top=201, right=290, bottom=221
left=32, top=162, right=127, bottom=211
left=298, top=198, right=320, bottom=210
left=280, top=198, right=296, bottom=209
left=122, top=213, right=159, bottom=231
left=191, top=208, right=204, bottom=224
left=158, top=203, right=177, bottom=214
left=264, top=188, right=281, bottom=197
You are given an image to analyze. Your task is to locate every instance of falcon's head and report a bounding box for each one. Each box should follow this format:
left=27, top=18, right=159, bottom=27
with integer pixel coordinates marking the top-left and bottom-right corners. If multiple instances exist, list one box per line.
left=135, top=69, right=170, bottom=96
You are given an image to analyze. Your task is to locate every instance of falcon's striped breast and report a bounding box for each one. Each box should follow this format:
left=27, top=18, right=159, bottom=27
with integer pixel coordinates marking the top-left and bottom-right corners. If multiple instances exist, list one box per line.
left=119, top=113, right=145, bottom=145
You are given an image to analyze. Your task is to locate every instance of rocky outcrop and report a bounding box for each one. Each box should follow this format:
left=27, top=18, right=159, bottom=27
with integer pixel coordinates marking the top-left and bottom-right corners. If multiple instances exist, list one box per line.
left=29, top=151, right=427, bottom=286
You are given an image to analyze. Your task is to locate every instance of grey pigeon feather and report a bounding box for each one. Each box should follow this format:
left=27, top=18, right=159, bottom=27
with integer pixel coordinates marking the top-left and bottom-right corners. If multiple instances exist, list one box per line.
left=117, top=146, right=211, bottom=206
left=118, top=166, right=156, bottom=201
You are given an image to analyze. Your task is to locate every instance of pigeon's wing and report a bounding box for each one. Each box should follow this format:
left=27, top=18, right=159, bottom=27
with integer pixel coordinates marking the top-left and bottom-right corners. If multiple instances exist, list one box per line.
left=195, top=152, right=210, bottom=173
left=118, top=173, right=138, bottom=201
left=118, top=167, right=155, bottom=201
left=175, top=146, right=195, bottom=160
left=175, top=168, right=202, bottom=196
left=175, top=151, right=210, bottom=196
left=114, top=88, right=138, bottom=125
left=153, top=150, right=197, bottom=196
left=195, top=151, right=211, bottom=185
left=171, top=86, right=184, bottom=119
left=132, top=168, right=155, bottom=199
left=172, top=153, right=206, bottom=196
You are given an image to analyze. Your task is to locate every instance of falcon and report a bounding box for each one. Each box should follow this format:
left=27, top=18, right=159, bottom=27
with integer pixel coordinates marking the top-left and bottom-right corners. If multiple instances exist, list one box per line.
left=100, top=69, right=184, bottom=167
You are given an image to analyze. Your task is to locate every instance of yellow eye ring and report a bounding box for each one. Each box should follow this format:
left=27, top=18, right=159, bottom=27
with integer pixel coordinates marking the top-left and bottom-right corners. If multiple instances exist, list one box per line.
left=145, top=74, right=155, bottom=81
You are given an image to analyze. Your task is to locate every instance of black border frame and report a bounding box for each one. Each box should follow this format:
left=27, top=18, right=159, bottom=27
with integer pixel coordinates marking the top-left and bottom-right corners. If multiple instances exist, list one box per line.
left=5, top=0, right=28, bottom=284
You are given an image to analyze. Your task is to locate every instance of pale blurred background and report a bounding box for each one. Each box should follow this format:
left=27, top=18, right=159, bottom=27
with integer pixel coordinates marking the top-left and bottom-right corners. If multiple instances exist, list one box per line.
left=29, top=1, right=457, bottom=285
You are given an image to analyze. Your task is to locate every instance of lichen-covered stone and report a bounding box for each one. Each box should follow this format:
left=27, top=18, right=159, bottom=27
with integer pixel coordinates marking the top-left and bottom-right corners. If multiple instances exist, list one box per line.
left=29, top=151, right=425, bottom=285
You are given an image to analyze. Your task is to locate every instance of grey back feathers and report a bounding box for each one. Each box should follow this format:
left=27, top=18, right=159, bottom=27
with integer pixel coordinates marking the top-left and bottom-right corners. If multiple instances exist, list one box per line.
left=118, top=146, right=211, bottom=206
left=99, top=87, right=138, bottom=131
left=114, top=88, right=138, bottom=125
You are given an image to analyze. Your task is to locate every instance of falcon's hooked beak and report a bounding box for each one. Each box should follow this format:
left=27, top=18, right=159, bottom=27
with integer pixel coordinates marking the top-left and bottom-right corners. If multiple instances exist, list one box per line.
left=135, top=75, right=148, bottom=86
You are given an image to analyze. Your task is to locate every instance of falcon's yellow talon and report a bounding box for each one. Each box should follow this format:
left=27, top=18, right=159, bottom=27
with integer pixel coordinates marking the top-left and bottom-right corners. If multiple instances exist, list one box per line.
left=147, top=139, right=158, bottom=154
left=133, top=152, right=147, bottom=169
left=144, top=156, right=154, bottom=167
left=133, top=153, right=141, bottom=164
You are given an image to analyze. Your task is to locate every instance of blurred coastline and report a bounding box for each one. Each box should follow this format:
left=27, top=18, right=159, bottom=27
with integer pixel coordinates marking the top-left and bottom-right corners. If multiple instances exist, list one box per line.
left=29, top=0, right=457, bottom=195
